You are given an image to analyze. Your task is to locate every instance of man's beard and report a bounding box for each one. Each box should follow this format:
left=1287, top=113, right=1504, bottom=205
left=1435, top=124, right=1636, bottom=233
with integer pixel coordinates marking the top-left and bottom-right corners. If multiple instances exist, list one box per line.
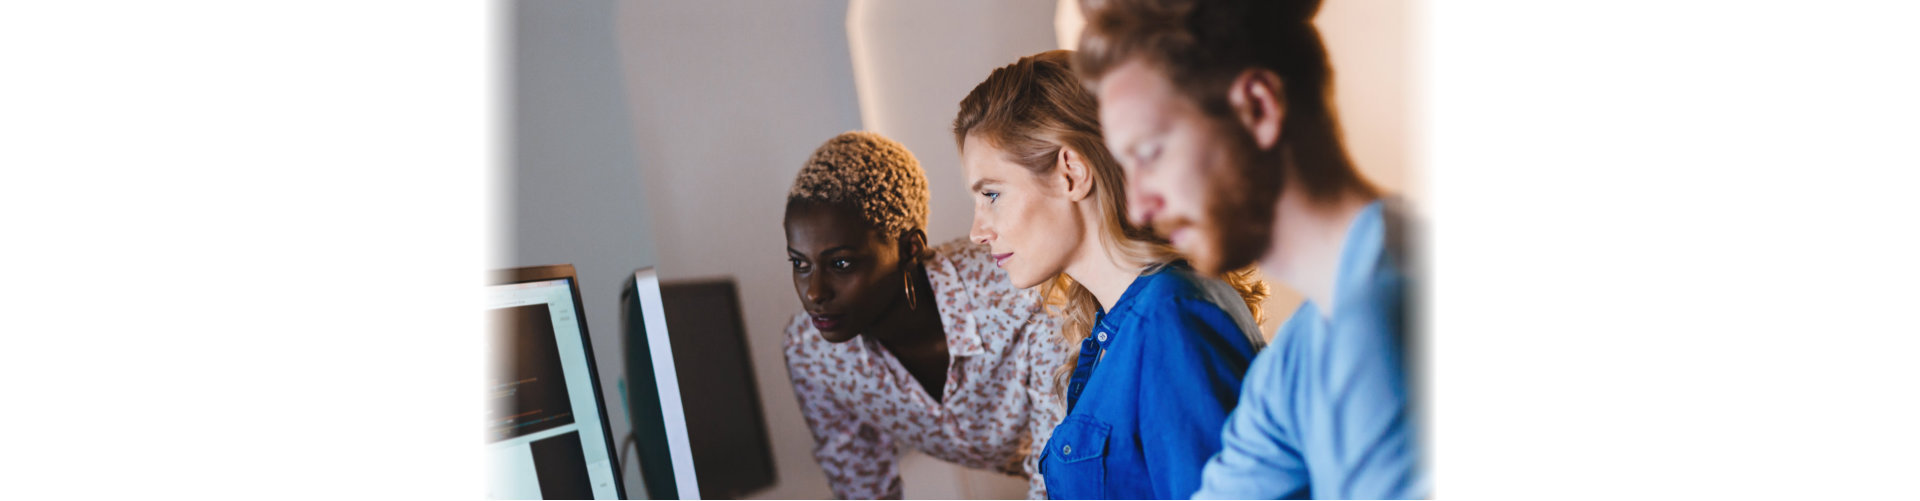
left=1178, top=126, right=1284, bottom=276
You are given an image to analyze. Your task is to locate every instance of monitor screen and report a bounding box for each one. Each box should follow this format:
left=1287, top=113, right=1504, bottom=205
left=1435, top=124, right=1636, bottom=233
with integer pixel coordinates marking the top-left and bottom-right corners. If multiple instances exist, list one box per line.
left=486, top=266, right=625, bottom=500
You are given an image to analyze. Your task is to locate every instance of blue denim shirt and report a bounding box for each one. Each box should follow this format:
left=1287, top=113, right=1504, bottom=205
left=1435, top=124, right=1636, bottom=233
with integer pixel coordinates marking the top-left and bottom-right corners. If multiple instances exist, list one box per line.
left=1040, top=262, right=1264, bottom=499
left=1193, top=200, right=1429, bottom=499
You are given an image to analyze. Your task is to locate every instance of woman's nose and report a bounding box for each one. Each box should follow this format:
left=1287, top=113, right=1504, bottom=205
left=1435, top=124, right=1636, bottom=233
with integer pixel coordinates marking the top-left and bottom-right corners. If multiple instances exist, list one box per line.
left=969, top=216, right=994, bottom=246
left=804, top=272, right=832, bottom=304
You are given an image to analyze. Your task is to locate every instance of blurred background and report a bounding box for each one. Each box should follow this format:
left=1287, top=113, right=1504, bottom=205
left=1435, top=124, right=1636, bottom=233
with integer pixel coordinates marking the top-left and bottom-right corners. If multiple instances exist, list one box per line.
left=500, top=0, right=1414, bottom=497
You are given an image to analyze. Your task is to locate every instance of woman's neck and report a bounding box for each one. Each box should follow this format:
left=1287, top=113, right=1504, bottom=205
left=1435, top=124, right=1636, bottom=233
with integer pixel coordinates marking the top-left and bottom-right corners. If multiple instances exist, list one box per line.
left=865, top=263, right=950, bottom=402
left=1065, top=234, right=1144, bottom=314
left=866, top=263, right=947, bottom=357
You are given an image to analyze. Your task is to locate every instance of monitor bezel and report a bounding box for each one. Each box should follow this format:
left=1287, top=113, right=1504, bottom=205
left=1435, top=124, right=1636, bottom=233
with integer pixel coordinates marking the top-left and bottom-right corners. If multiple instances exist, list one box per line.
left=630, top=267, right=702, bottom=499
left=489, top=264, right=628, bottom=500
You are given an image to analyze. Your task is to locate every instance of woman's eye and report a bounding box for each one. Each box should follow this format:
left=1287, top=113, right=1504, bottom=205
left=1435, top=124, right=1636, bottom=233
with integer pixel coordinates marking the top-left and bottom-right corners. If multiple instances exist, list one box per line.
left=831, top=259, right=853, bottom=270
left=789, top=258, right=808, bottom=270
left=983, top=191, right=1000, bottom=203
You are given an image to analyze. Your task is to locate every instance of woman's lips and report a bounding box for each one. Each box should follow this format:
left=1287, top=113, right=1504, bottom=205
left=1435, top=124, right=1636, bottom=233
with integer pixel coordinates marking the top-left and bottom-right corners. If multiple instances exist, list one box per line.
left=811, top=314, right=843, bottom=330
left=993, top=252, right=1013, bottom=267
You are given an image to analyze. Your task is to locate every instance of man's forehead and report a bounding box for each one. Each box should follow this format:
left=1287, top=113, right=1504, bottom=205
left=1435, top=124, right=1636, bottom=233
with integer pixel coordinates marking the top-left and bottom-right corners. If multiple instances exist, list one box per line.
left=1096, top=59, right=1176, bottom=132
left=1098, top=59, right=1168, bottom=98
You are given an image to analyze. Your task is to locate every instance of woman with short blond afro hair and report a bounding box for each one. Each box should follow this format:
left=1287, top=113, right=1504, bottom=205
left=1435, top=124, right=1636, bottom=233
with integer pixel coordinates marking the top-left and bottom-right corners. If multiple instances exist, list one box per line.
left=787, top=131, right=931, bottom=247
left=780, top=131, right=1068, bottom=499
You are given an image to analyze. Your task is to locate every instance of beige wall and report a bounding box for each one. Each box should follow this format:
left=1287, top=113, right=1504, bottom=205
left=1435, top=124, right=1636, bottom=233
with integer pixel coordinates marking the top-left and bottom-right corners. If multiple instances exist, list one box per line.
left=1319, top=0, right=1420, bottom=205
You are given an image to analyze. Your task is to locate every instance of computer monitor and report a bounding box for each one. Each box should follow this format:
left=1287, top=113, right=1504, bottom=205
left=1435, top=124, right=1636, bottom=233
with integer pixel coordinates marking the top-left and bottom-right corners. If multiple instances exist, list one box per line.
left=486, top=265, right=626, bottom=499
left=620, top=268, right=702, bottom=499
left=640, top=277, right=773, bottom=498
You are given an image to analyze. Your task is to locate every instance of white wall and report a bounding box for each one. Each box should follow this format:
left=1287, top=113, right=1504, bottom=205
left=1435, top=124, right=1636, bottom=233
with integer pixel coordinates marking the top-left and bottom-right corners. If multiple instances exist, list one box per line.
left=506, top=0, right=656, bottom=496
left=613, top=1, right=864, bottom=498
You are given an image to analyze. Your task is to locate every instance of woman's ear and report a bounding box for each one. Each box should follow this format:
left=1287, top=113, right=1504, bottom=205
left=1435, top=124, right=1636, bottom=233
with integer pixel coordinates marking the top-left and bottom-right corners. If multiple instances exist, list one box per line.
left=1227, top=68, right=1286, bottom=151
left=898, top=229, right=929, bottom=264
left=1058, top=147, right=1095, bottom=202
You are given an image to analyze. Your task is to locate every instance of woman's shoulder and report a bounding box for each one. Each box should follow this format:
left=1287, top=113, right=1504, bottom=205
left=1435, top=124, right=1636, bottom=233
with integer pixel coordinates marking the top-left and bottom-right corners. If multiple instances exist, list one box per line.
left=1128, top=264, right=1261, bottom=348
left=1131, top=262, right=1219, bottom=303
left=782, top=310, right=825, bottom=358
left=930, top=237, right=1041, bottom=306
left=929, top=237, right=992, bottom=272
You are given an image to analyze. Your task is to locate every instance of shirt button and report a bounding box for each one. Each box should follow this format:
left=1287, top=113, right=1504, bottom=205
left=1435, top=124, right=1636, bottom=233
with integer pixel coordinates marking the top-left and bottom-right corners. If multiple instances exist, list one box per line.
left=1096, top=331, right=1108, bottom=342
left=1063, top=444, right=1072, bottom=455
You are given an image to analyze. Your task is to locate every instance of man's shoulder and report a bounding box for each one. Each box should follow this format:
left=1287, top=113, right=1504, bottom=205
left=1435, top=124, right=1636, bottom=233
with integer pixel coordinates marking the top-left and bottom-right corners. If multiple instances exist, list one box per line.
left=1337, top=197, right=1414, bottom=320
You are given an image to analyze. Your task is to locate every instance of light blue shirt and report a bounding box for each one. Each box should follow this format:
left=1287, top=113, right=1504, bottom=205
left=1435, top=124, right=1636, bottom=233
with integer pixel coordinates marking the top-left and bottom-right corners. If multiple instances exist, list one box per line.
left=1192, top=200, right=1428, bottom=499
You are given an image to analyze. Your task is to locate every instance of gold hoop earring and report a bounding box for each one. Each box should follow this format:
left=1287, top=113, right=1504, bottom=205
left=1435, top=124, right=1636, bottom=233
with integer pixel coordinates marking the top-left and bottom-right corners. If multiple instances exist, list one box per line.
left=903, top=268, right=917, bottom=310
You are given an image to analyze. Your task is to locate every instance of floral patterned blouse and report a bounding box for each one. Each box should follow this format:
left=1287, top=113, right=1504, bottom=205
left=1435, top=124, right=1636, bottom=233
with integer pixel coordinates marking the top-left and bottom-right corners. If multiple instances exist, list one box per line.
left=784, top=238, right=1068, bottom=499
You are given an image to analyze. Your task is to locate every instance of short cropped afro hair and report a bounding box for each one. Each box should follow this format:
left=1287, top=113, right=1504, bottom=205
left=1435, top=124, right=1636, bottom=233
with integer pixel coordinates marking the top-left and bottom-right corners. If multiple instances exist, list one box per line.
left=786, top=131, right=931, bottom=240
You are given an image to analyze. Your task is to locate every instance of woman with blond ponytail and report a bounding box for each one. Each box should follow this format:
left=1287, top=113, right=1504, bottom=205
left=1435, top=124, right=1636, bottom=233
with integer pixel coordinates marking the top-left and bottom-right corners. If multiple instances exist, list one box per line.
left=954, top=49, right=1268, bottom=499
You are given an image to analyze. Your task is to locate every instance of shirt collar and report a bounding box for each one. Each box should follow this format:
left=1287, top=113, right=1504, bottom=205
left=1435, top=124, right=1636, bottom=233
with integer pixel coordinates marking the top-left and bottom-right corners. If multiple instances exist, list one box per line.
left=1090, top=260, right=1185, bottom=349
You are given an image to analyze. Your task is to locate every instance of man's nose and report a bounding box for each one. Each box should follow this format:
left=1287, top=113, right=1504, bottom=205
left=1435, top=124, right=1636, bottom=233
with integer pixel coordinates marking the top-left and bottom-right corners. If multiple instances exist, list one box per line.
left=1127, top=183, right=1162, bottom=228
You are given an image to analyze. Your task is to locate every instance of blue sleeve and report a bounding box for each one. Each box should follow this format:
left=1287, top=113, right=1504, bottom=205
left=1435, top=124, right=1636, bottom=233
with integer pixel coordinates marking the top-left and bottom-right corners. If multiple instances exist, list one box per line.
left=1195, top=303, right=1425, bottom=500
left=1192, top=326, right=1309, bottom=499
left=1137, top=297, right=1258, bottom=499
left=1322, top=301, right=1424, bottom=499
